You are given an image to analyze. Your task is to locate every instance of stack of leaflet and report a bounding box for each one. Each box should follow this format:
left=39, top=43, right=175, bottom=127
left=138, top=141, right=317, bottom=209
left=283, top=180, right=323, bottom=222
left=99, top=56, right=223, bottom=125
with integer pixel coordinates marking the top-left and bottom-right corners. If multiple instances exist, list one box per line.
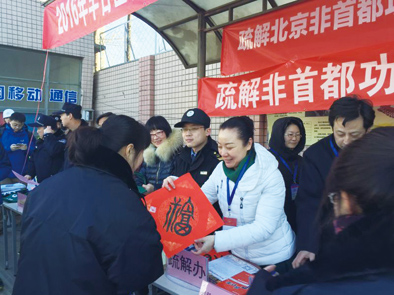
left=1, top=183, right=27, bottom=203
left=209, top=255, right=260, bottom=294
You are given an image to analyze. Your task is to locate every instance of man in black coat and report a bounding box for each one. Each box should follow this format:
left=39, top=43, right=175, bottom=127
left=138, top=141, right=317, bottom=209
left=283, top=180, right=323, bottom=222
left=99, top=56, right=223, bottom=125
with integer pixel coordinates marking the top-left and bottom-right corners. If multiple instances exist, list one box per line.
left=53, top=103, right=88, bottom=170
left=25, top=114, right=66, bottom=183
left=292, top=96, right=375, bottom=268
left=163, top=108, right=222, bottom=217
left=168, top=108, right=221, bottom=187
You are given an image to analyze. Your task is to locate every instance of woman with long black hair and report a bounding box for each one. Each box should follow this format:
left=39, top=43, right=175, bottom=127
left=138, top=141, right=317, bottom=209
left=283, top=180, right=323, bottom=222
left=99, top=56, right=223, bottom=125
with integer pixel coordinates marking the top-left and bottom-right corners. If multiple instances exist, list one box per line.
left=248, top=127, right=394, bottom=295
left=269, top=117, right=306, bottom=233
left=13, top=115, right=163, bottom=295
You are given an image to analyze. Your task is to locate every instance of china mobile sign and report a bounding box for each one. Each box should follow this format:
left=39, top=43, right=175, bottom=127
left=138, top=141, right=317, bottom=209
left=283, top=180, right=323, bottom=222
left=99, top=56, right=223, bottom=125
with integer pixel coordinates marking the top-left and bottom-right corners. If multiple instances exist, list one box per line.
left=198, top=44, right=394, bottom=116
left=221, top=0, right=394, bottom=75
left=43, top=0, right=158, bottom=50
left=0, top=85, right=78, bottom=104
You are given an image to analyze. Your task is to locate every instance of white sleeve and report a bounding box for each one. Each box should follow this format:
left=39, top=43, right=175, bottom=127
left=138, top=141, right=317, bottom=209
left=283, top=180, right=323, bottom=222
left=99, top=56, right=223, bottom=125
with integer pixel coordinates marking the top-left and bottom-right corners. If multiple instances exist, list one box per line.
left=214, top=169, right=286, bottom=252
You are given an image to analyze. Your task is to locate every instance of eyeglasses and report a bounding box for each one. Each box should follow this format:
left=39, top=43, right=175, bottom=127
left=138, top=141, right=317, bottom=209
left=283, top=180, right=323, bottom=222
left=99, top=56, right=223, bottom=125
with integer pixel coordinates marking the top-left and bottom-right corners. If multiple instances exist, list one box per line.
left=328, top=192, right=339, bottom=204
left=181, top=126, right=204, bottom=133
left=285, top=133, right=302, bottom=139
left=150, top=130, right=165, bottom=138
left=10, top=123, right=23, bottom=129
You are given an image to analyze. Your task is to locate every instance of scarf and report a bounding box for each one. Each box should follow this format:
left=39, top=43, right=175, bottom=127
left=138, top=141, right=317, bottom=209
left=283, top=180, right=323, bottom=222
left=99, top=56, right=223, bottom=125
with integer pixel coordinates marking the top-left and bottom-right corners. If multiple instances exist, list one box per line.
left=223, top=148, right=256, bottom=183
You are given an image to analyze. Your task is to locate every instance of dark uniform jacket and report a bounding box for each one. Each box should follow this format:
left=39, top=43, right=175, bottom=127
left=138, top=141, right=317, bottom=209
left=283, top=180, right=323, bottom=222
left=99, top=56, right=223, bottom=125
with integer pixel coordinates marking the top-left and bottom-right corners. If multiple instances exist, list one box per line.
left=171, top=136, right=220, bottom=187
left=13, top=146, right=163, bottom=295
left=26, top=129, right=66, bottom=183
left=269, top=117, right=306, bottom=233
left=247, top=211, right=394, bottom=295
left=295, top=134, right=339, bottom=253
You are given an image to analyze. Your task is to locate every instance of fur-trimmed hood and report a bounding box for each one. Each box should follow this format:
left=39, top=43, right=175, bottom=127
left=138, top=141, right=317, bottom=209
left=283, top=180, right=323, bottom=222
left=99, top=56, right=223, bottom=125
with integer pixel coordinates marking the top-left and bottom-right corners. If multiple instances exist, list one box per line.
left=143, top=129, right=183, bottom=166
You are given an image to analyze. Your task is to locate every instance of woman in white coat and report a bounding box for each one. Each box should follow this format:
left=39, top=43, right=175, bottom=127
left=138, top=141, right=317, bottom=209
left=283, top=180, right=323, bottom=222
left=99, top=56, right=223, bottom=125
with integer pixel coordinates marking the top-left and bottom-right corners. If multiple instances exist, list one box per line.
left=193, top=116, right=295, bottom=272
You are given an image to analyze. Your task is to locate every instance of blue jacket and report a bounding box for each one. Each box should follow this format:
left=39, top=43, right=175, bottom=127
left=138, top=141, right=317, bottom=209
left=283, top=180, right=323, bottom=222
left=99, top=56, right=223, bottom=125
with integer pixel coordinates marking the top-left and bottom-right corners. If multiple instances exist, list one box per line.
left=26, top=129, right=66, bottom=183
left=136, top=130, right=183, bottom=191
left=0, top=142, right=11, bottom=182
left=13, top=146, right=163, bottom=295
left=1, top=124, right=35, bottom=178
left=0, top=142, right=12, bottom=201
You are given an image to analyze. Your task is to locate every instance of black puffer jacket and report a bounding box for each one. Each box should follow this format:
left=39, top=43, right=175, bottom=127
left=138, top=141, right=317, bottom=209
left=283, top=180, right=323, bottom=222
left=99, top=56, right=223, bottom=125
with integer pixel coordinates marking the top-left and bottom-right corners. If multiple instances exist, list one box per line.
left=248, top=212, right=394, bottom=295
left=13, top=146, right=163, bottom=295
left=269, top=117, right=305, bottom=233
left=136, top=130, right=183, bottom=190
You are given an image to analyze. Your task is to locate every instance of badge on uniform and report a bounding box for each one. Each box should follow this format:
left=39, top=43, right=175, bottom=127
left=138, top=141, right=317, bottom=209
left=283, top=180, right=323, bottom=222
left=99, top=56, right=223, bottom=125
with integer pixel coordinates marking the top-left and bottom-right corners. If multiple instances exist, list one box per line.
left=223, top=217, right=237, bottom=228
left=291, top=184, right=299, bottom=200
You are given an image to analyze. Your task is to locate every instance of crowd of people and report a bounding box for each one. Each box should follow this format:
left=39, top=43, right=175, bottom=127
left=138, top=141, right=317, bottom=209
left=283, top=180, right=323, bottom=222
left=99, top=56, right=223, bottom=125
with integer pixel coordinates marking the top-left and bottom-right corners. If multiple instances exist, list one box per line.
left=0, top=94, right=393, bottom=294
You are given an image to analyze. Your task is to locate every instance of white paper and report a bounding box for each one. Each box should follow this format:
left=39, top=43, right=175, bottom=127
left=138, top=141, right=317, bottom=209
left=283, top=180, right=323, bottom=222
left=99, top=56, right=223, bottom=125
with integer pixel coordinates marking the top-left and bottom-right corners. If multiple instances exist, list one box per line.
left=208, top=255, right=259, bottom=281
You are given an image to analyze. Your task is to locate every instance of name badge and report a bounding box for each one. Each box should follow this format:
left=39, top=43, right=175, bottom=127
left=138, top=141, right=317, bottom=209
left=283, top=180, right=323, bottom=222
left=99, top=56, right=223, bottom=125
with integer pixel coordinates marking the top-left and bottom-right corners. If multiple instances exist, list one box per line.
left=291, top=184, right=299, bottom=200
left=200, top=171, right=208, bottom=175
left=223, top=217, right=237, bottom=228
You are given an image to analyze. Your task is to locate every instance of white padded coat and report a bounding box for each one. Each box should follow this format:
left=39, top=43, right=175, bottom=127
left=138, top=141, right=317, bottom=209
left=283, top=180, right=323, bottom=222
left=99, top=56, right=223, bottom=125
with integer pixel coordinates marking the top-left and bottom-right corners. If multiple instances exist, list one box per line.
left=202, top=143, right=295, bottom=265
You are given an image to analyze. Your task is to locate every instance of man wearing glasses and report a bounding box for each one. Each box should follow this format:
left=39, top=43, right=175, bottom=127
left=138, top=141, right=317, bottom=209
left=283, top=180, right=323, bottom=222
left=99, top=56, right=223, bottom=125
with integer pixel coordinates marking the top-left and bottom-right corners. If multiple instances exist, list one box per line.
left=165, top=108, right=221, bottom=188
left=292, top=96, right=375, bottom=269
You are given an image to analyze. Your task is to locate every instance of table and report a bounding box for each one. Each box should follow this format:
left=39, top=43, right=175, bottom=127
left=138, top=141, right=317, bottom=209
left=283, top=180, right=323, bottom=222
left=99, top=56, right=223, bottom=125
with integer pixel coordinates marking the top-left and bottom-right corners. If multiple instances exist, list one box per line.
left=2, top=202, right=23, bottom=276
left=152, top=274, right=200, bottom=295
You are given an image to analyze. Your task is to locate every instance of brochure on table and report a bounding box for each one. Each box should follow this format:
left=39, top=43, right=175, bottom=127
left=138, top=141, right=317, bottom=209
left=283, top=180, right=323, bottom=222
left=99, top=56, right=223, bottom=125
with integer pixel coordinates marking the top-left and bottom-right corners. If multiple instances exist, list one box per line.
left=166, top=248, right=259, bottom=295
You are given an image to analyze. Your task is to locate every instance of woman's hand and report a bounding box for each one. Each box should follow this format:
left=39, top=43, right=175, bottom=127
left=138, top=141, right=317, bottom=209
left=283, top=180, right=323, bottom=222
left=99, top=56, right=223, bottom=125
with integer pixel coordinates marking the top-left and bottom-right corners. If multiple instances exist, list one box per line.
left=10, top=144, right=19, bottom=151
left=24, top=175, right=32, bottom=180
left=292, top=250, right=315, bottom=269
left=142, top=183, right=154, bottom=194
left=162, top=176, right=177, bottom=191
left=192, top=235, right=215, bottom=255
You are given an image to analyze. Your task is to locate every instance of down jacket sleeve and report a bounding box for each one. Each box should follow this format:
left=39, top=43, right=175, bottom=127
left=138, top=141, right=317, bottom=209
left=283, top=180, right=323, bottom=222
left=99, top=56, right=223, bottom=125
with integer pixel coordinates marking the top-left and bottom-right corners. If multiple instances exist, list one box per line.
left=0, top=143, right=11, bottom=181
left=92, top=193, right=164, bottom=293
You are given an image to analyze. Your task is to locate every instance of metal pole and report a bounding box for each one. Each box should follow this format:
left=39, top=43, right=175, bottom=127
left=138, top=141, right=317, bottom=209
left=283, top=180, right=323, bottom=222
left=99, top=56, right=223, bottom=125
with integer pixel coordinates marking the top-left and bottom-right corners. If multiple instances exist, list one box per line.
left=197, top=12, right=206, bottom=80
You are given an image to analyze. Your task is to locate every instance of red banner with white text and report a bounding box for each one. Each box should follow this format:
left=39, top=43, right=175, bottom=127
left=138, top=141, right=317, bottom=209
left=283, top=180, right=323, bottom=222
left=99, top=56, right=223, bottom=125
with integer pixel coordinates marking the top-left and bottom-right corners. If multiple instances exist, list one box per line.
left=43, top=0, right=158, bottom=50
left=221, top=0, right=394, bottom=75
left=199, top=42, right=394, bottom=116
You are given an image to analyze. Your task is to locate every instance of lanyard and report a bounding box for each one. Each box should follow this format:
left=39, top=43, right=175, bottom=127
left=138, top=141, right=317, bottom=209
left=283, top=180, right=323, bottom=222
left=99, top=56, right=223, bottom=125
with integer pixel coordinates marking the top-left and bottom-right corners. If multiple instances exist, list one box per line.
left=330, top=138, right=339, bottom=157
left=226, top=154, right=251, bottom=214
left=270, top=148, right=298, bottom=183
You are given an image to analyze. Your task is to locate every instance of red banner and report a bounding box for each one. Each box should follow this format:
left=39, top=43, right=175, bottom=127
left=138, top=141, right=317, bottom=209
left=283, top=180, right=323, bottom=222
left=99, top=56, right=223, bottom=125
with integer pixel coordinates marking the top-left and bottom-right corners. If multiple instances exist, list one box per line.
left=144, top=173, right=224, bottom=258
left=199, top=42, right=394, bottom=116
left=43, top=0, right=158, bottom=50
left=221, top=0, right=394, bottom=75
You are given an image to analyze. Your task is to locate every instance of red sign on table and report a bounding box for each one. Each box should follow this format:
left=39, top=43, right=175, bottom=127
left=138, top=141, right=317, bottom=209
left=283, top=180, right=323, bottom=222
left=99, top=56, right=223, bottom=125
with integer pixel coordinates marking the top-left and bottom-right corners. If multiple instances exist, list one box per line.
left=43, top=0, right=158, bottom=50
left=199, top=42, right=394, bottom=116
left=221, top=0, right=394, bottom=75
left=144, top=173, right=223, bottom=258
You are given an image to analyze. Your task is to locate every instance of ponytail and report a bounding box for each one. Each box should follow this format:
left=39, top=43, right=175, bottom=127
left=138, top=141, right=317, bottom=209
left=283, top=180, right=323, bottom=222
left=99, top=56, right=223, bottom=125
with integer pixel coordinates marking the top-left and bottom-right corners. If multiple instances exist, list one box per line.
left=67, top=126, right=103, bottom=166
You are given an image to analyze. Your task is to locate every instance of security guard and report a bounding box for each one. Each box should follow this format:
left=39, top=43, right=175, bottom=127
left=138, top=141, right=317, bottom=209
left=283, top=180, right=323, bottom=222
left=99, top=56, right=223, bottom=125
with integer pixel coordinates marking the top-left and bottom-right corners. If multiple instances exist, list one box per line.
left=25, top=114, right=66, bottom=183
left=170, top=108, right=221, bottom=187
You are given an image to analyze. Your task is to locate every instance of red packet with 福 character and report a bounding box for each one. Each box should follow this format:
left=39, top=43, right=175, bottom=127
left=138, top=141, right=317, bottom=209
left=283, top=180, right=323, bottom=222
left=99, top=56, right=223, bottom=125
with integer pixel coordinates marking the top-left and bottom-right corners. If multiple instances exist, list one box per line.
left=145, top=173, right=224, bottom=258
